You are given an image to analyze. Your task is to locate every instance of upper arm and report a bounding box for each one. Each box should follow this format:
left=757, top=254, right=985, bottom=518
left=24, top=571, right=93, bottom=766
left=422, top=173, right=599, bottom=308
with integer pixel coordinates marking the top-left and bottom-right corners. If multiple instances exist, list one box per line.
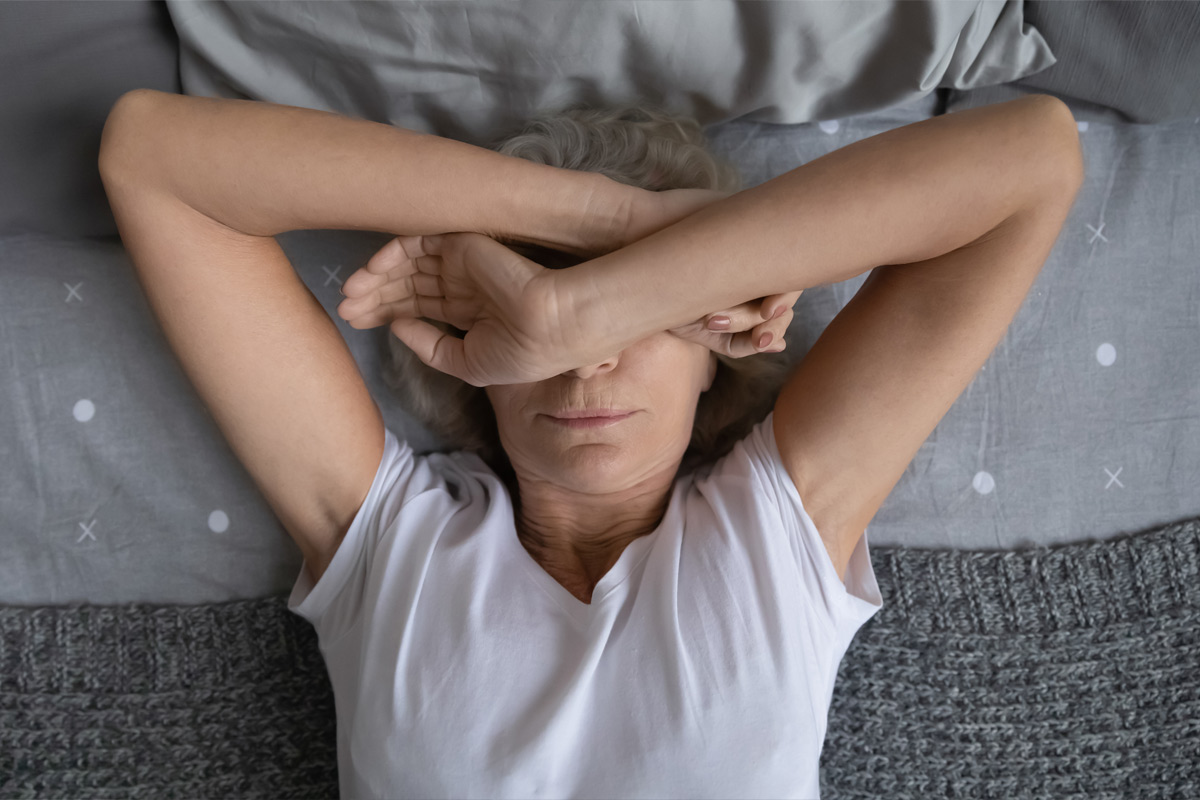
left=774, top=155, right=1082, bottom=583
left=99, top=162, right=385, bottom=586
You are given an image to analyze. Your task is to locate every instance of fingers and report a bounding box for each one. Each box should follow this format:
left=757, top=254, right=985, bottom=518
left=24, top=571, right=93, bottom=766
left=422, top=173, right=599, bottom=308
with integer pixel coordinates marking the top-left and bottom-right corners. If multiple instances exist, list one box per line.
left=745, top=308, right=795, bottom=354
left=721, top=305, right=794, bottom=357
left=337, top=274, right=421, bottom=327
left=759, top=290, right=805, bottom=321
left=341, top=294, right=455, bottom=331
left=704, top=290, right=804, bottom=331
left=703, top=299, right=761, bottom=332
left=740, top=290, right=802, bottom=355
left=343, top=235, right=438, bottom=297
left=338, top=234, right=454, bottom=328
left=390, top=316, right=480, bottom=386
left=699, top=290, right=803, bottom=357
left=667, top=307, right=792, bottom=358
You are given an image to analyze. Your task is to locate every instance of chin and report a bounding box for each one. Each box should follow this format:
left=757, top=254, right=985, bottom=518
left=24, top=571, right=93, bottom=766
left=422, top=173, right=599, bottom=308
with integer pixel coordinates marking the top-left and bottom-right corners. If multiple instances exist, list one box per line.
left=551, top=448, right=640, bottom=492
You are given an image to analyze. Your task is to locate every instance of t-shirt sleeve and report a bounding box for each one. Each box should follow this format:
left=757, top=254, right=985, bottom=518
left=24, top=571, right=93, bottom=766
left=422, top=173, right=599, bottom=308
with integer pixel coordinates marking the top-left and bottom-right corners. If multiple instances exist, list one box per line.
left=286, top=425, right=434, bottom=645
left=722, top=410, right=884, bottom=639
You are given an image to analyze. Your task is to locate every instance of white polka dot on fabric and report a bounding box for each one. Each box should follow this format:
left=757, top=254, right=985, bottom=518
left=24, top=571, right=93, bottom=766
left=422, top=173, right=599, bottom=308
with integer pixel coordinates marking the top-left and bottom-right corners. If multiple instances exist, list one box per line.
left=1077, top=121, right=1089, bottom=133
left=208, top=510, right=230, bottom=533
left=73, top=399, right=95, bottom=422
left=1096, top=343, right=1117, bottom=366
left=818, top=120, right=840, bottom=134
left=972, top=471, right=996, bottom=495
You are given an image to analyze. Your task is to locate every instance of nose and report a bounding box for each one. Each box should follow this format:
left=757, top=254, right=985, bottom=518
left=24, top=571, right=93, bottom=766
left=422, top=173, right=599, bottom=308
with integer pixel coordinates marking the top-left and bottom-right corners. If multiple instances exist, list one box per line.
left=565, top=352, right=619, bottom=379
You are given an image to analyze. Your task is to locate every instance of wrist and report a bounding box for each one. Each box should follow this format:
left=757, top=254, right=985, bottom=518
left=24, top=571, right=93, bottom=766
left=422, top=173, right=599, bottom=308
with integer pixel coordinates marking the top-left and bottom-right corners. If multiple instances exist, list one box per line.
left=553, top=248, right=670, bottom=359
left=489, top=166, right=633, bottom=257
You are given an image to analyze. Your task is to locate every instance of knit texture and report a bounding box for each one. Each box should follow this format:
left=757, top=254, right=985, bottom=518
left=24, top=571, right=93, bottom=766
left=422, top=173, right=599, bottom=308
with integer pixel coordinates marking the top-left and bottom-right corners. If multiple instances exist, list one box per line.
left=2, top=516, right=1197, bottom=799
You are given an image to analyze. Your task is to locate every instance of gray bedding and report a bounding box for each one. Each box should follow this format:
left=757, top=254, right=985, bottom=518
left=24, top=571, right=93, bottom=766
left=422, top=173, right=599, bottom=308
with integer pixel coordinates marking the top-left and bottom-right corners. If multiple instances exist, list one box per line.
left=3, top=1, right=1200, bottom=606
left=5, top=515, right=1197, bottom=798
left=165, top=0, right=1055, bottom=145
left=3, top=0, right=1199, bottom=795
left=4, top=88, right=1197, bottom=605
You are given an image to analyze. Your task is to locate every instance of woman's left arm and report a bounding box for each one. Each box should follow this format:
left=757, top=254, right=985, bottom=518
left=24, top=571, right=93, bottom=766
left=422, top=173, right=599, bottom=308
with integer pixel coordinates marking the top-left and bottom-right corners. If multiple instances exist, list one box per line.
left=98, top=89, right=625, bottom=251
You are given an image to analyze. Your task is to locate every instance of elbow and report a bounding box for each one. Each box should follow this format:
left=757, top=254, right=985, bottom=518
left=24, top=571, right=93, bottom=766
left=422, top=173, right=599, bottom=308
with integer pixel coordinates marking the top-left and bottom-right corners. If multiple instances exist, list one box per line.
left=1030, top=94, right=1086, bottom=193
left=98, top=89, right=161, bottom=183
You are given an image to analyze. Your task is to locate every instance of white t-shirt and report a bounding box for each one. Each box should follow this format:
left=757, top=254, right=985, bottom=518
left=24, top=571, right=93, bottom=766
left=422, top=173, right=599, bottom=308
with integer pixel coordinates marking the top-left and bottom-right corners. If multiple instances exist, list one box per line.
left=289, top=410, right=883, bottom=800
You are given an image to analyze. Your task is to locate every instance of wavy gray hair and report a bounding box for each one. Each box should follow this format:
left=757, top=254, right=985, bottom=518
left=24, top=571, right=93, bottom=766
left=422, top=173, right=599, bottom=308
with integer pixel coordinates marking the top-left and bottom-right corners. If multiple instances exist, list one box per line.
left=381, top=104, right=792, bottom=490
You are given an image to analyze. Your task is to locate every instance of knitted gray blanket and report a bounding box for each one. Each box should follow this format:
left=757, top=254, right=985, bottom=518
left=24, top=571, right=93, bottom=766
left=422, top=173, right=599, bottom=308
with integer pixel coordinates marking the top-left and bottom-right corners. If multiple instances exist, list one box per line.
left=3, top=516, right=1198, bottom=799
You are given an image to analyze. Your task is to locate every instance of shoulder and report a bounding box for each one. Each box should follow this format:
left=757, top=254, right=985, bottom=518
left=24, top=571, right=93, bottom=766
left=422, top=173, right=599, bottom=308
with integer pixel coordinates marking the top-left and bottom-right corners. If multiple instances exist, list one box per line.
left=685, top=412, right=790, bottom=521
left=340, top=431, right=501, bottom=536
left=691, top=411, right=778, bottom=483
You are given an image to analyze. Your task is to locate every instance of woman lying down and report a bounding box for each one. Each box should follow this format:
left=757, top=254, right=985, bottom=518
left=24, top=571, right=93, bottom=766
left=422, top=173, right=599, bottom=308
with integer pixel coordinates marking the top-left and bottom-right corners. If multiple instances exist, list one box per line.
left=98, top=89, right=1082, bottom=798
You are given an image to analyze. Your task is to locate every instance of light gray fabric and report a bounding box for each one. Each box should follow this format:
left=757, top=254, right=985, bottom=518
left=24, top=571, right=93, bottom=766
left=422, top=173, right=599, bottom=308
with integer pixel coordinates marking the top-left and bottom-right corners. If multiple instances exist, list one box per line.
left=3, top=91, right=1199, bottom=606
left=0, top=0, right=180, bottom=239
left=164, top=0, right=1056, bottom=146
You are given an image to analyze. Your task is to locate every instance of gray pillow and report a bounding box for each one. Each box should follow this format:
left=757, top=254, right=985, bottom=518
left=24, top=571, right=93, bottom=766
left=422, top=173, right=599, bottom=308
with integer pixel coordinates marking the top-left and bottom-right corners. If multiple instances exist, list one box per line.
left=1018, top=0, right=1200, bottom=124
left=165, top=0, right=1055, bottom=144
left=946, top=1, right=1200, bottom=124
left=0, top=0, right=180, bottom=238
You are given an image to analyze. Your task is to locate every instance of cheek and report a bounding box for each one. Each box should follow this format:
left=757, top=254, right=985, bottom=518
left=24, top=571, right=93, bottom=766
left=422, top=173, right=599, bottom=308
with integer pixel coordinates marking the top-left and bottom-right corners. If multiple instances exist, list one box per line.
left=486, top=386, right=534, bottom=430
left=681, top=347, right=717, bottom=394
left=656, top=374, right=707, bottom=422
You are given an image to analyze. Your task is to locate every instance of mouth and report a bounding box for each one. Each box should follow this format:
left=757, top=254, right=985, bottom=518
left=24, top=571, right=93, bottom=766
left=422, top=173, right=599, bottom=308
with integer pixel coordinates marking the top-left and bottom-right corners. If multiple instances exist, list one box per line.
left=541, top=411, right=637, bottom=429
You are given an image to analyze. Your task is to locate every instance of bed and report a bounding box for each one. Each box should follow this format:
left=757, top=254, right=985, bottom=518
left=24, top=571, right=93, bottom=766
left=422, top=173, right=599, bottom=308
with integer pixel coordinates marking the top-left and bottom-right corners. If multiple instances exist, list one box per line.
left=2, top=1, right=1198, bottom=797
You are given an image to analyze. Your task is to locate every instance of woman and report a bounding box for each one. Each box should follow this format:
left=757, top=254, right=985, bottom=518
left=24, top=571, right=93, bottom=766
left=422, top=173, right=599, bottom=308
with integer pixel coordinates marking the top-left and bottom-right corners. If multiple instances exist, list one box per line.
left=99, top=90, right=1082, bottom=798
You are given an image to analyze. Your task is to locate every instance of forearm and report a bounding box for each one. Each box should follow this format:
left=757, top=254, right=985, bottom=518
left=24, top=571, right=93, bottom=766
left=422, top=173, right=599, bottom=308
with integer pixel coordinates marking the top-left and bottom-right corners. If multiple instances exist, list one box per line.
left=97, top=89, right=616, bottom=249
left=567, top=95, right=1083, bottom=347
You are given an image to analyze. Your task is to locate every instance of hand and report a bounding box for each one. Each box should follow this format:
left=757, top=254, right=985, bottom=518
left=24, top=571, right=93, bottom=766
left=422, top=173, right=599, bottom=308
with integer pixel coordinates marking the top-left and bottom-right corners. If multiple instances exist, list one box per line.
left=340, top=184, right=802, bottom=375
left=337, top=232, right=600, bottom=387
left=667, top=291, right=803, bottom=358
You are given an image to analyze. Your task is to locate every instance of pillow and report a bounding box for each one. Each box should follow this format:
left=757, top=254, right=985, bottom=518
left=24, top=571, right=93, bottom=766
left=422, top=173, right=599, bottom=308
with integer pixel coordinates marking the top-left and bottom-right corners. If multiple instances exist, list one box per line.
left=0, top=0, right=181, bottom=238
left=1015, top=0, right=1200, bottom=124
left=944, top=1, right=1200, bottom=124
left=164, top=0, right=1055, bottom=144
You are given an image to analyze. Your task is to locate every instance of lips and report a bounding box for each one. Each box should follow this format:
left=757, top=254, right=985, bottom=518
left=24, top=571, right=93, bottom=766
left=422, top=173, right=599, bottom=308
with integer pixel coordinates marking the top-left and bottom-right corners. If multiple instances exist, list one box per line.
left=542, top=410, right=638, bottom=429
left=549, top=409, right=636, bottom=419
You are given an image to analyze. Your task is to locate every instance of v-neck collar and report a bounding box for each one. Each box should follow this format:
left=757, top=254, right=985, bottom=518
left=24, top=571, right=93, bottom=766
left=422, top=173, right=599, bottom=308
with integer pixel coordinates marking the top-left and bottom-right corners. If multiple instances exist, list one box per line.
left=505, top=480, right=684, bottom=624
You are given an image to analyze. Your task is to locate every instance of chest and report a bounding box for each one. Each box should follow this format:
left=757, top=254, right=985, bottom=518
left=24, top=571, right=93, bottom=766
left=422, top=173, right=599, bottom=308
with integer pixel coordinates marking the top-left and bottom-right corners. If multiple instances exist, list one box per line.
left=522, top=540, right=632, bottom=606
left=537, top=562, right=598, bottom=604
left=349, top=628, right=822, bottom=799
left=345, top=573, right=826, bottom=795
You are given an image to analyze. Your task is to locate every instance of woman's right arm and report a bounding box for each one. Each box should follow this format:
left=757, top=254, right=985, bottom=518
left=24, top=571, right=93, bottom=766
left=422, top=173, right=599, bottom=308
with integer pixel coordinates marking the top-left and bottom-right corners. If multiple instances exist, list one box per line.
left=565, top=94, right=1084, bottom=350
left=371, top=96, right=1080, bottom=388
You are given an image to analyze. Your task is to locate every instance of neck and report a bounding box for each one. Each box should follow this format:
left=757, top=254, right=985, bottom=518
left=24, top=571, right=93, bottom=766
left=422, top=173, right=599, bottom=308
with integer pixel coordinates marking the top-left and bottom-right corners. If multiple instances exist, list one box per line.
left=513, top=467, right=677, bottom=587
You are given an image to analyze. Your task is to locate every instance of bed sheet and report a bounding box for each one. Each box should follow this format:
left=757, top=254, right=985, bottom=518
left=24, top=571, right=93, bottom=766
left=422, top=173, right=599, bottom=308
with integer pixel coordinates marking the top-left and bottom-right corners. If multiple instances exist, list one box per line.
left=1, top=91, right=1197, bottom=605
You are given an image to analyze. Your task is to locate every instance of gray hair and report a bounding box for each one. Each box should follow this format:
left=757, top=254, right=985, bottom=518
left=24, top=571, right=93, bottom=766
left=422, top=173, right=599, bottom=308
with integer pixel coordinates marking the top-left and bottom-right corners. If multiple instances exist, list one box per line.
left=381, top=104, right=792, bottom=488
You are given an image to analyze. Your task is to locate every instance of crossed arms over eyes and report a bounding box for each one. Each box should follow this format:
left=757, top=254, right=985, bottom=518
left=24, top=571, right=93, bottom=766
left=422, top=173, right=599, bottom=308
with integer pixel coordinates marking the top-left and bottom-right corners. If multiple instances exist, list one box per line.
left=98, top=90, right=1082, bottom=585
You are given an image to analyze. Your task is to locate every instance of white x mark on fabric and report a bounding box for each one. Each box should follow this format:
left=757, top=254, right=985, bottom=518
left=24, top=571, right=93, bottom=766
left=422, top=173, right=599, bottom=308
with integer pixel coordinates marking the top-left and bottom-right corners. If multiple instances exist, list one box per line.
left=64, top=282, right=83, bottom=302
left=1104, top=467, right=1124, bottom=489
left=322, top=265, right=343, bottom=287
left=1087, top=223, right=1109, bottom=244
left=78, top=519, right=97, bottom=542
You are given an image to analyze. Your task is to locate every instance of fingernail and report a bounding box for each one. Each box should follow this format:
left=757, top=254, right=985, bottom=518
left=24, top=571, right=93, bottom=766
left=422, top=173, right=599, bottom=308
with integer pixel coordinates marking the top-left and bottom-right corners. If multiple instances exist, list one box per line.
left=771, top=306, right=785, bottom=320
left=757, top=332, right=773, bottom=349
left=707, top=316, right=731, bottom=331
